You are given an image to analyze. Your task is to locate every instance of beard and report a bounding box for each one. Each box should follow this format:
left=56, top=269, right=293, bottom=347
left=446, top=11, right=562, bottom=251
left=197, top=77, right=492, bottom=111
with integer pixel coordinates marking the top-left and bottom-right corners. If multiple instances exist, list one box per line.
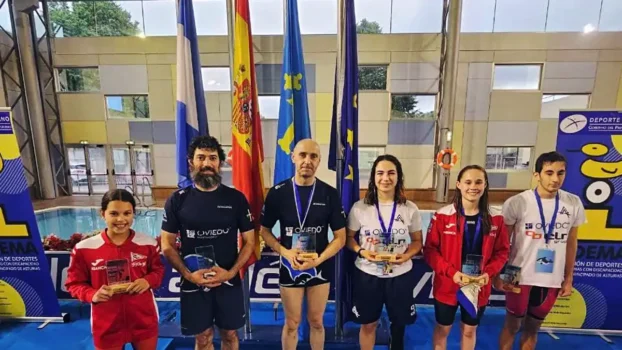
left=191, top=166, right=222, bottom=188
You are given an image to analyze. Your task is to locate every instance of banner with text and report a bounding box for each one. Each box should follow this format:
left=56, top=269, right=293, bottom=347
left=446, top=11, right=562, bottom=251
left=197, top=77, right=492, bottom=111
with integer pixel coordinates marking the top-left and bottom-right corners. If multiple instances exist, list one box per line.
left=0, top=109, right=62, bottom=320
left=551, top=110, right=622, bottom=330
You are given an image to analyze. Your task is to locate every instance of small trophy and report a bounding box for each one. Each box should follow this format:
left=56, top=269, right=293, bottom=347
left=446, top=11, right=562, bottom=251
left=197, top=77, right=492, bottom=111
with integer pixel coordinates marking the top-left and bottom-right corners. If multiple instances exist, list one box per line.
left=496, top=264, right=522, bottom=293
left=106, top=259, right=131, bottom=294
left=294, top=232, right=318, bottom=261
left=461, top=254, right=485, bottom=286
left=376, top=238, right=397, bottom=263
left=195, top=246, right=217, bottom=278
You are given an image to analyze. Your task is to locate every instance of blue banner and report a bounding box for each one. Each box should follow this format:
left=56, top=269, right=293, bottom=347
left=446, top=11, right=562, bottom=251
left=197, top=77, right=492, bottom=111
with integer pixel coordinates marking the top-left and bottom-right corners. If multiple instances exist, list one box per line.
left=551, top=110, right=622, bottom=330
left=0, top=109, right=62, bottom=320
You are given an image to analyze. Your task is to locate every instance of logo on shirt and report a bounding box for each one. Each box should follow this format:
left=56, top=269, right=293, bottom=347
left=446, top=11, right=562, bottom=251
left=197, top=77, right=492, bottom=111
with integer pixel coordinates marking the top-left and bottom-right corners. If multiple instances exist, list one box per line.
left=217, top=205, right=232, bottom=209
left=92, top=259, right=104, bottom=267
left=394, top=214, right=404, bottom=224
left=445, top=223, right=456, bottom=229
left=186, top=228, right=232, bottom=239
left=364, top=229, right=371, bottom=236
left=312, top=202, right=326, bottom=206
left=368, top=228, right=408, bottom=236
left=560, top=206, right=571, bottom=218
left=246, top=209, right=253, bottom=222
left=286, top=226, right=323, bottom=235
left=131, top=252, right=147, bottom=262
left=443, top=231, right=456, bottom=235
left=91, top=259, right=106, bottom=271
left=187, top=230, right=196, bottom=239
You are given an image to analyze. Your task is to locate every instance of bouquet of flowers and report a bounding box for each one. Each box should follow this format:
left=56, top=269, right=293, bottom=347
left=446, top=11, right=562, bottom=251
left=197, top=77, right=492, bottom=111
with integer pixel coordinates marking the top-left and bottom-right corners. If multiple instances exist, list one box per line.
left=42, top=230, right=101, bottom=251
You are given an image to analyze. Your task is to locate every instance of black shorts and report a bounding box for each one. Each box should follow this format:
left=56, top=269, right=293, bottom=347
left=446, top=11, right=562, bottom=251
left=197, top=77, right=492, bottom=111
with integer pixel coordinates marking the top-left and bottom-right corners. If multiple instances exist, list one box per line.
left=350, top=267, right=417, bottom=326
left=434, top=300, right=486, bottom=326
left=279, top=256, right=333, bottom=288
left=180, top=284, right=245, bottom=335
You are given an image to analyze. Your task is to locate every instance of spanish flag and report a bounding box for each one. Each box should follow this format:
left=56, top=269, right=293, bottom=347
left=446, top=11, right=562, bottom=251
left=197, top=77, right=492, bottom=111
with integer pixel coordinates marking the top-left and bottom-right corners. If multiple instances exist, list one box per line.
left=231, top=0, right=264, bottom=278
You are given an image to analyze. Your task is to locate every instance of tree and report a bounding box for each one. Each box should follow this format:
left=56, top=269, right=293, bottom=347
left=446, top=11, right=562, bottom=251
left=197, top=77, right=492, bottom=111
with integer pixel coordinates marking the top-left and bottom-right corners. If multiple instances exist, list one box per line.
left=356, top=18, right=383, bottom=34
left=49, top=1, right=140, bottom=37
left=391, top=96, right=435, bottom=119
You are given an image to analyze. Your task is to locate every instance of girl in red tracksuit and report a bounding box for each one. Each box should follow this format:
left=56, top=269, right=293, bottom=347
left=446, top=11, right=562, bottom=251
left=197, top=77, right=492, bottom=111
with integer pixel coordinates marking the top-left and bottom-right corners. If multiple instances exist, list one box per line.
left=424, top=165, right=509, bottom=350
left=66, top=189, right=164, bottom=350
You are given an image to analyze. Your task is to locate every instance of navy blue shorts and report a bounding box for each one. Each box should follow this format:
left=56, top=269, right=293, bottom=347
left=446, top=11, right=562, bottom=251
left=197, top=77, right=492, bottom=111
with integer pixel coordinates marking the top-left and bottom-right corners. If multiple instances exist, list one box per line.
left=180, top=284, right=245, bottom=335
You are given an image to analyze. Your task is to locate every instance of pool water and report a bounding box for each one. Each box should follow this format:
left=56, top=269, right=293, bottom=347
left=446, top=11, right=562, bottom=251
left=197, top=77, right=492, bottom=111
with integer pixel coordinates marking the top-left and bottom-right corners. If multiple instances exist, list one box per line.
left=35, top=207, right=435, bottom=241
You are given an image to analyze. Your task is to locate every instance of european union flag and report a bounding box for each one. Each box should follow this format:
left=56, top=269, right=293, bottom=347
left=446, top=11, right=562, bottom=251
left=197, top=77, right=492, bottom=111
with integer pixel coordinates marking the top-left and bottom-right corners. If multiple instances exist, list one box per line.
left=328, top=0, right=359, bottom=328
left=274, top=0, right=312, bottom=184
left=176, top=0, right=208, bottom=188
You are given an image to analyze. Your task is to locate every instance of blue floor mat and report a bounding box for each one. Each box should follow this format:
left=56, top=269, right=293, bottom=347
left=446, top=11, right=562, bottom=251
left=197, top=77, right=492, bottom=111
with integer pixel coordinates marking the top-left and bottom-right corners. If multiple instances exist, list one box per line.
left=0, top=301, right=620, bottom=349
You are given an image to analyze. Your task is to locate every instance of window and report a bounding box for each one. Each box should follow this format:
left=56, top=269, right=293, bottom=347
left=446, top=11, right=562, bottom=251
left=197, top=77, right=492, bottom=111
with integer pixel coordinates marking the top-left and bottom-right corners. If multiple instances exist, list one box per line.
left=460, top=0, right=494, bottom=33
left=250, top=0, right=284, bottom=35
left=56, top=67, right=100, bottom=92
left=106, top=95, right=150, bottom=119
left=359, top=147, right=385, bottom=188
left=193, top=0, right=228, bottom=36
left=201, top=67, right=231, bottom=91
left=299, top=0, right=337, bottom=34
left=355, top=0, right=391, bottom=34
left=258, top=95, right=280, bottom=119
left=358, top=66, right=387, bottom=90
left=48, top=1, right=143, bottom=37
left=390, top=0, right=443, bottom=33
left=221, top=146, right=233, bottom=187
left=493, top=65, right=541, bottom=90
left=493, top=0, right=547, bottom=32
left=545, top=0, right=600, bottom=33
left=390, top=94, right=435, bottom=119
left=599, top=0, right=622, bottom=32
left=541, top=94, right=590, bottom=119
left=486, top=147, right=532, bottom=171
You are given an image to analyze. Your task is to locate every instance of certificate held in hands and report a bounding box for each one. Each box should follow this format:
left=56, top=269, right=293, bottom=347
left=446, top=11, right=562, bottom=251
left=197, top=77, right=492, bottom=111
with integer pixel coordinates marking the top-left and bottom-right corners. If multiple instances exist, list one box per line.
left=293, top=232, right=318, bottom=261
left=106, top=259, right=131, bottom=294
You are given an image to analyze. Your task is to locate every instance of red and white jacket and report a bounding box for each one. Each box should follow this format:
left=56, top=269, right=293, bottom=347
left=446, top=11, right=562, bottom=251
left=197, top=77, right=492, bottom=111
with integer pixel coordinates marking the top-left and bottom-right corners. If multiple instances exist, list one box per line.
left=424, top=205, right=509, bottom=307
left=65, top=230, right=164, bottom=348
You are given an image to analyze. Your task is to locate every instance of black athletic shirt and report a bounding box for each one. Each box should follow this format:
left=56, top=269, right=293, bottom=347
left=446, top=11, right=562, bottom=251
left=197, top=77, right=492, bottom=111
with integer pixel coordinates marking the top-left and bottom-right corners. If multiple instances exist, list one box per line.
left=161, top=185, right=254, bottom=287
left=261, top=178, right=346, bottom=254
left=461, top=214, right=483, bottom=264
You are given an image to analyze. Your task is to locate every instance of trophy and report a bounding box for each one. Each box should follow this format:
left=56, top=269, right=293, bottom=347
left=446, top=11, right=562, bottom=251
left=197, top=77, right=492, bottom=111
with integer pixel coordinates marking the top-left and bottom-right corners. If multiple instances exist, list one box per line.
left=106, top=259, right=131, bottom=294
left=461, top=254, right=485, bottom=286
left=195, top=245, right=217, bottom=278
left=376, top=236, right=397, bottom=263
left=495, top=264, right=522, bottom=293
left=293, top=231, right=318, bottom=261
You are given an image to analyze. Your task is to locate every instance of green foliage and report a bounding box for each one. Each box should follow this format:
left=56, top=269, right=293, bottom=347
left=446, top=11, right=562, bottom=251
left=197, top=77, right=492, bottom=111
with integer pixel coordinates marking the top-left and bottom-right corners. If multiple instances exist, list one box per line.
left=356, top=18, right=383, bottom=34
left=49, top=1, right=140, bottom=37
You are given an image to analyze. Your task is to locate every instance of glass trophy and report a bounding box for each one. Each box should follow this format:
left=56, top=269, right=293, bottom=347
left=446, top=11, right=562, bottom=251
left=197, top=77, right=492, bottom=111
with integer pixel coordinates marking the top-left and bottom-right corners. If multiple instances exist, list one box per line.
left=293, top=232, right=318, bottom=261
left=106, top=259, right=131, bottom=294
left=497, top=264, right=522, bottom=293
left=461, top=254, right=485, bottom=286
left=195, top=245, right=216, bottom=278
left=376, top=237, right=397, bottom=263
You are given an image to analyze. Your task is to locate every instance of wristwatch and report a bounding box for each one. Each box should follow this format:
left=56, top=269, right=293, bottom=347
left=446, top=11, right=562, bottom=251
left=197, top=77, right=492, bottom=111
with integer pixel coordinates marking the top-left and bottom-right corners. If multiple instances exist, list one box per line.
left=357, top=248, right=365, bottom=258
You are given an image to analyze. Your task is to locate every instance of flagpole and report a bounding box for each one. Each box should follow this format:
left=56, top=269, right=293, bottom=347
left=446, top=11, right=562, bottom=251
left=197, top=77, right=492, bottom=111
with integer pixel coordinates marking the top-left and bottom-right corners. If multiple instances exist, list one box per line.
left=227, top=0, right=253, bottom=337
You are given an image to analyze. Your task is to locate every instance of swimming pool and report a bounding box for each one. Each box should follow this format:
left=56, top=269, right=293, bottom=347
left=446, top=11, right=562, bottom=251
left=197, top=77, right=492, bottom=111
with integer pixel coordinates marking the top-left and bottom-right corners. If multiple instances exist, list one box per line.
left=34, top=207, right=435, bottom=240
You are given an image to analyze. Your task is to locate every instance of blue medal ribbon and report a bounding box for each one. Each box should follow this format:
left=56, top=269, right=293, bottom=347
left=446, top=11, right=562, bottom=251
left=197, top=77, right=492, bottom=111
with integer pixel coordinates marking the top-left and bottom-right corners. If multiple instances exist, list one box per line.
left=292, top=178, right=316, bottom=230
left=375, top=201, right=397, bottom=245
left=460, top=209, right=481, bottom=255
left=534, top=189, right=559, bottom=246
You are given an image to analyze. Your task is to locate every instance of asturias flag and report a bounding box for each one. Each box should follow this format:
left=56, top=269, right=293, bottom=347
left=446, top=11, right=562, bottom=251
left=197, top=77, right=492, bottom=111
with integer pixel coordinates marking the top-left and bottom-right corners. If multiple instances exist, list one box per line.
left=231, top=0, right=265, bottom=277
left=175, top=0, right=208, bottom=188
left=274, top=0, right=312, bottom=184
left=328, top=0, right=360, bottom=326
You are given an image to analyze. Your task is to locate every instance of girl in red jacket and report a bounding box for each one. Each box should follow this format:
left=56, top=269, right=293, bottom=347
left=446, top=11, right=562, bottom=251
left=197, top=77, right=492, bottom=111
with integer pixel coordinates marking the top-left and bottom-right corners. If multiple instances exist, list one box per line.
left=66, top=189, right=164, bottom=350
left=424, top=165, right=509, bottom=350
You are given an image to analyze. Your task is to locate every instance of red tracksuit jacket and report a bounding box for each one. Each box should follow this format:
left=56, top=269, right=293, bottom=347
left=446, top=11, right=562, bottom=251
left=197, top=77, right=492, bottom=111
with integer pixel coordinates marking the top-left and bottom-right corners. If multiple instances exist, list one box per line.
left=424, top=204, right=509, bottom=307
left=65, top=230, right=164, bottom=348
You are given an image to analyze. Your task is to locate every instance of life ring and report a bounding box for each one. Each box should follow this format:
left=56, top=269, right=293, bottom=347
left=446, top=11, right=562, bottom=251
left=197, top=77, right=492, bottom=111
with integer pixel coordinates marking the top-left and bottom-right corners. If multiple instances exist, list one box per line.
left=436, top=149, right=458, bottom=170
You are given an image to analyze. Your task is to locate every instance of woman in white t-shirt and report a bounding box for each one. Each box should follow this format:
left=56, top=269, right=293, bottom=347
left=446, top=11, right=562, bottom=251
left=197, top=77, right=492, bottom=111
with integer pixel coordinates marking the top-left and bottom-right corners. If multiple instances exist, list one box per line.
left=346, top=154, right=423, bottom=350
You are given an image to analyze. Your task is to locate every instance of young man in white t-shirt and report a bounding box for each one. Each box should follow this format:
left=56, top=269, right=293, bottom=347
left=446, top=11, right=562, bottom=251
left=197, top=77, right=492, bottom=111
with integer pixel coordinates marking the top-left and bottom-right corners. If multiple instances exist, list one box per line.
left=498, top=152, right=586, bottom=350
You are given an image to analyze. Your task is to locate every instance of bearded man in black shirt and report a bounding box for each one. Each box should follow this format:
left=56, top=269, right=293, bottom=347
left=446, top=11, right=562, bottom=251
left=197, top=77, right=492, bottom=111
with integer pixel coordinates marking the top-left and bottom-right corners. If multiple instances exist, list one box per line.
left=260, top=139, right=346, bottom=350
left=160, top=136, right=255, bottom=350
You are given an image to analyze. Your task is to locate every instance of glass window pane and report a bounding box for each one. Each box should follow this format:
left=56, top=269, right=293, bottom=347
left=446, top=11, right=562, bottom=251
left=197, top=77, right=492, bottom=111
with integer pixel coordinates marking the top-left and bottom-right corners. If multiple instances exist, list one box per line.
left=391, top=95, right=436, bottom=119
left=358, top=66, right=387, bottom=90
left=57, top=68, right=101, bottom=92
left=194, top=0, right=228, bottom=35
left=49, top=1, right=95, bottom=37
left=461, top=0, right=494, bottom=33
left=516, top=148, right=531, bottom=170
left=358, top=147, right=384, bottom=188
left=486, top=147, right=531, bottom=170
left=116, top=1, right=145, bottom=36
left=493, top=65, right=541, bottom=90
left=258, top=95, right=280, bottom=119
left=201, top=67, right=231, bottom=91
left=106, top=96, right=150, bottom=119
left=299, top=0, right=337, bottom=34
left=250, top=0, right=284, bottom=35
left=355, top=0, right=391, bottom=34
left=144, top=0, right=177, bottom=36
left=494, top=0, right=547, bottom=32
left=221, top=146, right=233, bottom=187
left=391, top=0, right=443, bottom=33
left=0, top=2, right=12, bottom=35
left=546, top=0, right=600, bottom=32
left=600, top=0, right=622, bottom=32
left=541, top=94, right=590, bottom=119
